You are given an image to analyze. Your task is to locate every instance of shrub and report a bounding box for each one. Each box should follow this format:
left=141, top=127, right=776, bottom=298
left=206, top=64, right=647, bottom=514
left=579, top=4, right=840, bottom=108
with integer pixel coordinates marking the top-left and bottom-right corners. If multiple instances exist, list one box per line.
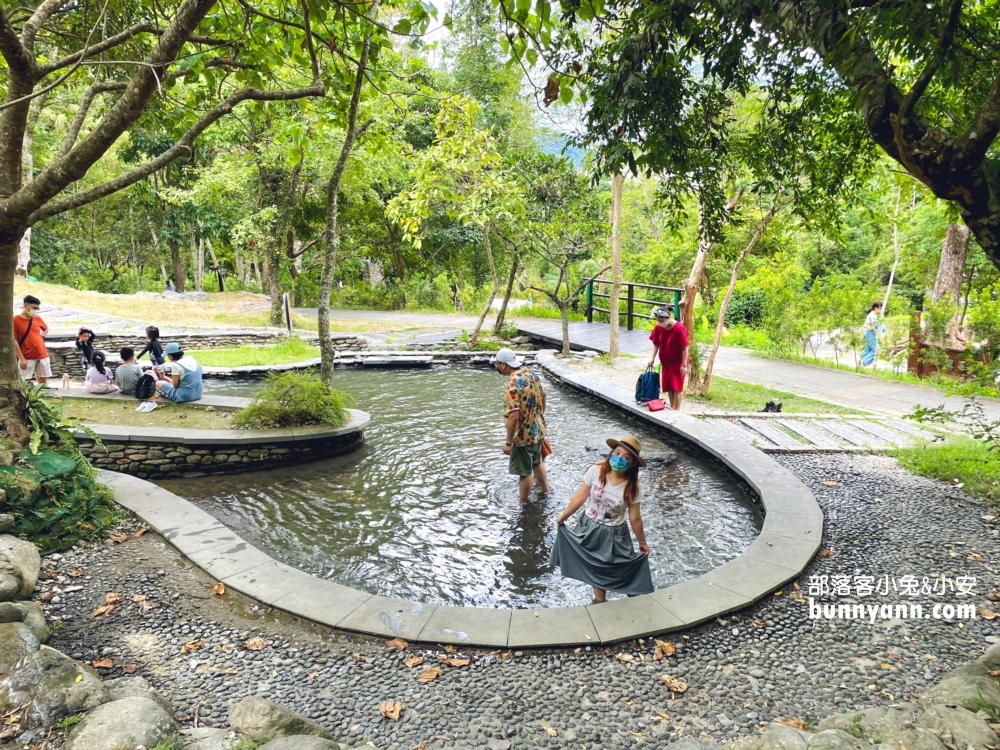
left=724, top=287, right=767, bottom=328
left=232, top=372, right=355, bottom=429
left=402, top=272, right=453, bottom=311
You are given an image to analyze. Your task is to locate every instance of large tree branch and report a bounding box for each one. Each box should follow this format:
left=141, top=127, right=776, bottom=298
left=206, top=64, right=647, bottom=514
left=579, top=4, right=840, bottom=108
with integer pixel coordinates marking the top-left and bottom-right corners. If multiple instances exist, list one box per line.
left=37, top=21, right=156, bottom=75
left=55, top=80, right=129, bottom=159
left=0, top=8, right=34, bottom=78
left=21, top=0, right=67, bottom=49
left=951, top=64, right=1000, bottom=167
left=25, top=81, right=325, bottom=226
left=7, top=0, right=219, bottom=221
left=898, top=0, right=963, bottom=125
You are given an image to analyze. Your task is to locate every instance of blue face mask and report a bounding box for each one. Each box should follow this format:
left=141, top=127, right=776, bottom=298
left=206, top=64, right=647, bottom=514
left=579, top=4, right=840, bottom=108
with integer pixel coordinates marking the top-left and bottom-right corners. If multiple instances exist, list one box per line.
left=609, top=454, right=630, bottom=473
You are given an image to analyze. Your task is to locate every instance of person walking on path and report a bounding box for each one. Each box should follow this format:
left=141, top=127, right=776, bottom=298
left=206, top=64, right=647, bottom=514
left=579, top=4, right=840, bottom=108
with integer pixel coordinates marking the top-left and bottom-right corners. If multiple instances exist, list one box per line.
left=648, top=305, right=689, bottom=410
left=551, top=436, right=653, bottom=603
left=155, top=343, right=203, bottom=403
left=492, top=347, right=549, bottom=502
left=861, top=301, right=883, bottom=367
left=13, top=295, right=51, bottom=386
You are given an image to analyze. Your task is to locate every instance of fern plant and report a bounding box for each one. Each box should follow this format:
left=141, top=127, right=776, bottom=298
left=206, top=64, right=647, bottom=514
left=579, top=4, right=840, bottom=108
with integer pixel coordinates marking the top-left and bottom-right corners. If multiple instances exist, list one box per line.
left=21, top=383, right=100, bottom=470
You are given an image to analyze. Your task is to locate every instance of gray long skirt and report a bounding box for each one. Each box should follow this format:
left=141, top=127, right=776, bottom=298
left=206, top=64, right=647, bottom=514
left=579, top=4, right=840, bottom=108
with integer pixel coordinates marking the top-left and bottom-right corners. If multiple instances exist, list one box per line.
left=550, top=514, right=654, bottom=595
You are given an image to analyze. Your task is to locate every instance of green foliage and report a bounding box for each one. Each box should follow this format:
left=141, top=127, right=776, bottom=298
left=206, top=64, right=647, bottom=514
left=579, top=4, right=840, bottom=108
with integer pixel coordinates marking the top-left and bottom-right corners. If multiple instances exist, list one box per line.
left=22, top=384, right=99, bottom=470
left=724, top=288, right=766, bottom=329
left=56, top=715, right=83, bottom=731
left=232, top=373, right=355, bottom=430
left=195, top=338, right=317, bottom=368
left=402, top=273, right=454, bottom=311
left=333, top=283, right=406, bottom=312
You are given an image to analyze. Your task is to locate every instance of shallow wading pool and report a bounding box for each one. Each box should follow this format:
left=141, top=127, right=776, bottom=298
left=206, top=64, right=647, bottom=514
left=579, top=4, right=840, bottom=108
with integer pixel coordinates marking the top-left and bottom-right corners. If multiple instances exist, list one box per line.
left=160, top=367, right=761, bottom=608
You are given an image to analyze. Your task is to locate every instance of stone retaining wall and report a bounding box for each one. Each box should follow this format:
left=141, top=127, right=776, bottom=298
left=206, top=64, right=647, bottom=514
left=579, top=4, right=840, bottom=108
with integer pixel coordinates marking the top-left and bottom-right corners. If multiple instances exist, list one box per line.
left=46, top=332, right=367, bottom=377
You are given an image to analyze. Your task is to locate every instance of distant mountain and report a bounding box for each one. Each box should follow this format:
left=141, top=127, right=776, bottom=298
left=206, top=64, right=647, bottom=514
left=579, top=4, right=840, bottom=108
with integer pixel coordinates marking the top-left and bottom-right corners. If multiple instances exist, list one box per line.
left=537, top=130, right=589, bottom=169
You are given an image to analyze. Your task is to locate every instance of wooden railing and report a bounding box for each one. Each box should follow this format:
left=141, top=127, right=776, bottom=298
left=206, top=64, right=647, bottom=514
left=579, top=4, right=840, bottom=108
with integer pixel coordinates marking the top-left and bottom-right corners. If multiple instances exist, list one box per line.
left=585, top=278, right=683, bottom=330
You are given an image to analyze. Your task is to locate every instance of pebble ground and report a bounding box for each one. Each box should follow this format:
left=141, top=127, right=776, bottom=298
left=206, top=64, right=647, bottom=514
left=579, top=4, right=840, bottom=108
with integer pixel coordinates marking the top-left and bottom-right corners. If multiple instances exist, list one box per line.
left=31, top=454, right=1000, bottom=749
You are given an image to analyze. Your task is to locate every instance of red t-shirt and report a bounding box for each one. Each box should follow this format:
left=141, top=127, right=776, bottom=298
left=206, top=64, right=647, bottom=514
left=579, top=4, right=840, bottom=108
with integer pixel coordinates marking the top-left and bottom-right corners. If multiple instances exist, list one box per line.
left=13, top=315, right=48, bottom=360
left=649, top=322, right=688, bottom=366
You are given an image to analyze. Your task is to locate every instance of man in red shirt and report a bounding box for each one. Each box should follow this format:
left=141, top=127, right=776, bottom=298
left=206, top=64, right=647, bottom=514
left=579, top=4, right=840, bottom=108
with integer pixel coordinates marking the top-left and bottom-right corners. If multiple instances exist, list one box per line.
left=13, top=295, right=51, bottom=385
left=647, top=305, right=689, bottom=410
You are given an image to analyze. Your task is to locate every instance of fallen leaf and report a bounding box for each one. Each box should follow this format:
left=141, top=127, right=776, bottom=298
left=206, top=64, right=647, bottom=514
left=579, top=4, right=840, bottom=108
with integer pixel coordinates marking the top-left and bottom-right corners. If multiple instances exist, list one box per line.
left=654, top=640, right=676, bottom=656
left=308, top=671, right=319, bottom=681
left=181, top=639, right=202, bottom=654
left=793, top=582, right=801, bottom=590
left=616, top=653, right=639, bottom=665
left=122, top=664, right=137, bottom=674
left=92, top=604, right=115, bottom=617
left=988, top=670, right=1000, bottom=678
left=443, top=645, right=455, bottom=654
left=822, top=481, right=839, bottom=487
left=978, top=608, right=998, bottom=620
left=544, top=727, right=557, bottom=737
left=386, top=638, right=408, bottom=651
left=75, top=675, right=83, bottom=683
left=405, top=656, right=424, bottom=669
left=501, top=651, right=512, bottom=659
left=110, top=533, right=128, bottom=544
left=968, top=552, right=985, bottom=562
left=379, top=700, right=402, bottom=721
left=245, top=637, right=268, bottom=652
left=653, top=648, right=663, bottom=661
left=92, top=657, right=113, bottom=669
left=778, top=719, right=808, bottom=731
left=438, top=657, right=471, bottom=668
left=661, top=675, right=688, bottom=693
left=134, top=527, right=149, bottom=538
left=39, top=571, right=58, bottom=580
left=105, top=593, right=121, bottom=604
left=138, top=600, right=152, bottom=616
left=657, top=711, right=672, bottom=721
left=818, top=549, right=836, bottom=557
left=773, top=591, right=782, bottom=597
left=132, top=595, right=147, bottom=603
left=752, top=619, right=764, bottom=628
left=417, top=667, right=444, bottom=684
left=212, top=582, right=225, bottom=596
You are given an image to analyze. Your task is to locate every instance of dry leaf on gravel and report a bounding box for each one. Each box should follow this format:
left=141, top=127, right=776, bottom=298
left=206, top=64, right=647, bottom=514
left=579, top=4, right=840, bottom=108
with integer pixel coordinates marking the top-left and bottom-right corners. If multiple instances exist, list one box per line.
left=543, top=727, right=557, bottom=737
left=988, top=670, right=1000, bottom=678
left=386, top=638, right=408, bottom=651
left=417, top=668, right=444, bottom=684
left=92, top=604, right=115, bottom=617
left=308, top=671, right=319, bottom=682
left=134, top=527, right=149, bottom=538
left=379, top=701, right=402, bottom=721
left=181, top=639, right=202, bottom=654
left=245, top=637, right=268, bottom=651
left=653, top=648, right=663, bottom=661
left=978, top=608, right=998, bottom=620
left=122, top=664, right=137, bottom=674
left=501, top=651, right=512, bottom=659
left=655, top=640, right=676, bottom=656
left=413, top=743, right=429, bottom=750
left=110, top=533, right=129, bottom=544
left=616, top=653, right=639, bottom=665
left=661, top=675, right=688, bottom=693
left=92, top=657, right=113, bottom=669
left=438, top=657, right=471, bottom=668
left=105, top=593, right=121, bottom=604
left=822, top=481, right=839, bottom=487
left=405, top=656, right=425, bottom=669
left=138, top=600, right=152, bottom=616
left=212, top=583, right=225, bottom=596
left=443, top=645, right=455, bottom=653
left=753, top=619, right=764, bottom=628
left=818, top=549, right=836, bottom=557
left=132, top=595, right=147, bottom=603
left=39, top=571, right=58, bottom=581
left=778, top=719, right=809, bottom=731
left=657, top=711, right=672, bottom=721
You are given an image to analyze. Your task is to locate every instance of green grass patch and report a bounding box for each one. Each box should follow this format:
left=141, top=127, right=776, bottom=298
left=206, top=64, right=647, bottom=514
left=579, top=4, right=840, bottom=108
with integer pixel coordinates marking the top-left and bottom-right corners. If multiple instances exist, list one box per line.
left=60, top=397, right=235, bottom=429
left=689, top=377, right=867, bottom=415
left=893, top=437, right=1000, bottom=506
left=232, top=372, right=354, bottom=429
left=194, top=337, right=318, bottom=368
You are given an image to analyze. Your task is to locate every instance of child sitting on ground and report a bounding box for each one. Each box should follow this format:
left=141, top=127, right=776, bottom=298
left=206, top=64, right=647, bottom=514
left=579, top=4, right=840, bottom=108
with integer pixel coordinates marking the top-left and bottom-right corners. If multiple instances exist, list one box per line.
left=114, top=346, right=143, bottom=395
left=85, top=351, right=118, bottom=394
left=137, top=325, right=164, bottom=367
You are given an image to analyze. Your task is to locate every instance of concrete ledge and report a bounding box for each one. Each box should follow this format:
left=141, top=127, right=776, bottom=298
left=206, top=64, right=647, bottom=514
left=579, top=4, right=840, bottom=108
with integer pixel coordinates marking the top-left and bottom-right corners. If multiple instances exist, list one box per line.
left=96, top=353, right=821, bottom=648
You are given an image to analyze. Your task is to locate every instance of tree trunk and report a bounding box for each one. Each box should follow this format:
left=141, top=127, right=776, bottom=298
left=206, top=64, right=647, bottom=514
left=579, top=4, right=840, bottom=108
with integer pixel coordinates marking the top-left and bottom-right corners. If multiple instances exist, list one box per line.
left=560, top=300, right=571, bottom=357
left=267, top=243, right=283, bottom=325
left=392, top=244, right=405, bottom=280
left=319, top=0, right=379, bottom=385
left=681, top=191, right=742, bottom=337
left=608, top=173, right=624, bottom=359
left=192, top=234, right=204, bottom=291
left=493, top=256, right=519, bottom=335
left=254, top=261, right=262, bottom=292
left=468, top=225, right=499, bottom=347
left=931, top=223, right=970, bottom=305
left=235, top=251, right=245, bottom=287
left=170, top=240, right=186, bottom=293
left=0, top=240, right=29, bottom=458
left=698, top=201, right=778, bottom=394
left=160, top=263, right=168, bottom=284
left=15, top=130, right=32, bottom=277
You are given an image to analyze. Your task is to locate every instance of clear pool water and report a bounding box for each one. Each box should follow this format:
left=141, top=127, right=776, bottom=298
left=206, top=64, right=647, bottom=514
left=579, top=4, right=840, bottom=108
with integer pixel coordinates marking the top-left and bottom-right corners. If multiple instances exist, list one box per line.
left=161, top=367, right=761, bottom=608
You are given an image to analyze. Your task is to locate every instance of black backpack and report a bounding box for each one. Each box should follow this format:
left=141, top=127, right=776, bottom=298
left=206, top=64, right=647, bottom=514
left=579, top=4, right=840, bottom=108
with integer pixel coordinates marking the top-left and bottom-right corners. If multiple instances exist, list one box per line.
left=134, top=373, right=157, bottom=400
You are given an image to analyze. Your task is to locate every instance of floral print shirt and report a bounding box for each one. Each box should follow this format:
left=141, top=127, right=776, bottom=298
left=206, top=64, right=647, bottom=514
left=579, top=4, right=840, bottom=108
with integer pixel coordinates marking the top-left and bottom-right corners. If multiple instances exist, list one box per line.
left=503, top=366, right=547, bottom=447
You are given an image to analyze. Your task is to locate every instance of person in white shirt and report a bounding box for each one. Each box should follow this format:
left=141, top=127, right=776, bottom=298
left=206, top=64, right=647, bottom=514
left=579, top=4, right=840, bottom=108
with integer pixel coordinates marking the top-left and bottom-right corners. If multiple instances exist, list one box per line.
left=861, top=301, right=883, bottom=366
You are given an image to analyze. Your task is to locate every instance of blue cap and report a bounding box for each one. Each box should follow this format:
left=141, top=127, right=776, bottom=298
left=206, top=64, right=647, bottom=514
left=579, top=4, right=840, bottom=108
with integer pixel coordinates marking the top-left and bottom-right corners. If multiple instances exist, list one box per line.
left=164, top=342, right=182, bottom=355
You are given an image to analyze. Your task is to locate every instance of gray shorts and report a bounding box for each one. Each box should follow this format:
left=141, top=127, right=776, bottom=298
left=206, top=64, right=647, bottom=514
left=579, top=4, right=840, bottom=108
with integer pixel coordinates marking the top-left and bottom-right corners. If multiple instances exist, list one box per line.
left=508, top=442, right=543, bottom=477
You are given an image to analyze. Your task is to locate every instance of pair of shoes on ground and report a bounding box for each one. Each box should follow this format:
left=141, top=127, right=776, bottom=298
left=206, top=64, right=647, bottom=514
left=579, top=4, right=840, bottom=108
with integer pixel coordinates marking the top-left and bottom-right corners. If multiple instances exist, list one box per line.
left=135, top=401, right=158, bottom=413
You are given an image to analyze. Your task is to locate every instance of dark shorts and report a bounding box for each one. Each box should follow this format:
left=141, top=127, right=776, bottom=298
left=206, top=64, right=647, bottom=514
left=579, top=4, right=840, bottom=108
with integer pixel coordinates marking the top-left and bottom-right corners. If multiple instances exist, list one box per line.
left=509, top=442, right=543, bottom=476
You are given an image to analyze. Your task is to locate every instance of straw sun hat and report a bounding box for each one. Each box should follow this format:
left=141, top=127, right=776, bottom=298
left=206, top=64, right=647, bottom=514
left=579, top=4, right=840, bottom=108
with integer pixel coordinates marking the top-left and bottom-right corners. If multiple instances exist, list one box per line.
left=606, top=436, right=646, bottom=467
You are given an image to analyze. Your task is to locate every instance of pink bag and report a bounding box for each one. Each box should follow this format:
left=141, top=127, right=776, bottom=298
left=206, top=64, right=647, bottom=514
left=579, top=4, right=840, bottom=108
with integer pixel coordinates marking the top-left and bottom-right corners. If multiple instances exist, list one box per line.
left=647, top=399, right=666, bottom=412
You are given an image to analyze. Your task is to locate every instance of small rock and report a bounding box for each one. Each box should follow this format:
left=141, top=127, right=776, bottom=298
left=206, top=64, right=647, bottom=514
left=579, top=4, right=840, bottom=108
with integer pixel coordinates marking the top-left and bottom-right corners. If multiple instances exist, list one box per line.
left=0, top=534, right=41, bottom=602
left=228, top=696, right=333, bottom=742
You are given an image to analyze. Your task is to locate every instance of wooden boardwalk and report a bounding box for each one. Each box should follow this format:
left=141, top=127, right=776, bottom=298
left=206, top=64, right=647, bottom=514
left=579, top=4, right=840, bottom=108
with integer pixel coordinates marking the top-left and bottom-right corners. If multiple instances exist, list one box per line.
left=516, top=320, right=652, bottom=356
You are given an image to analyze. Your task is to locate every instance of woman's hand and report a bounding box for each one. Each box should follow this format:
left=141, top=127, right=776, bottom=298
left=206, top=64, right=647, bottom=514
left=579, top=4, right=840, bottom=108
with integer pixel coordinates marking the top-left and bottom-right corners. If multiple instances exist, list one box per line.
left=556, top=514, right=567, bottom=526
left=638, top=540, right=650, bottom=555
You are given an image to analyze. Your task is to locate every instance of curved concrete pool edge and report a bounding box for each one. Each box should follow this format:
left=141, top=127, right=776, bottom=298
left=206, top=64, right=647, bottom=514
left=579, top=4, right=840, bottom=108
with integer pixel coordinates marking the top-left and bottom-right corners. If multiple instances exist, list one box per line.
left=96, top=355, right=821, bottom=648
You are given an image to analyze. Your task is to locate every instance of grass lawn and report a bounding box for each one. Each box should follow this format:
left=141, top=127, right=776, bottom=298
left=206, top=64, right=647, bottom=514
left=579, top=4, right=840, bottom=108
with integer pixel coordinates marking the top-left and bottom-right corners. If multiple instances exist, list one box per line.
left=195, top=337, right=318, bottom=367
left=894, top=438, right=1000, bottom=506
left=60, top=397, right=235, bottom=429
left=687, top=377, right=868, bottom=415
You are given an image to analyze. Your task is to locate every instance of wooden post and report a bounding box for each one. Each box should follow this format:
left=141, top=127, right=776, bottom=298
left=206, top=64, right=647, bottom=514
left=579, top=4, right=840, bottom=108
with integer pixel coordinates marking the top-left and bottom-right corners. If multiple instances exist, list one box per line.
left=609, top=174, right=624, bottom=359
left=627, top=283, right=634, bottom=331
left=586, top=279, right=594, bottom=323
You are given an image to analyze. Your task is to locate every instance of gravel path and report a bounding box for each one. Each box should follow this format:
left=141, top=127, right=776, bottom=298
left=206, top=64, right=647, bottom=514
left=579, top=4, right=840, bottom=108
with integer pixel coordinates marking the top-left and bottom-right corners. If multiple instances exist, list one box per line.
left=37, top=454, right=1000, bottom=749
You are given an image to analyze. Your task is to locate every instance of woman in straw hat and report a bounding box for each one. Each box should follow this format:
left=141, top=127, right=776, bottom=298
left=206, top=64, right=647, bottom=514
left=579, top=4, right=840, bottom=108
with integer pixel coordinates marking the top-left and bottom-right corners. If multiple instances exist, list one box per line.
left=550, top=436, right=653, bottom=602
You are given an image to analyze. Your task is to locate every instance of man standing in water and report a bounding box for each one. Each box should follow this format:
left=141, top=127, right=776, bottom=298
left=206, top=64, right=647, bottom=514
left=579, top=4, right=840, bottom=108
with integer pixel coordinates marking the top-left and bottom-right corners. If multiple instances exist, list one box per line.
left=493, top=348, right=549, bottom=502
left=648, top=305, right=689, bottom=411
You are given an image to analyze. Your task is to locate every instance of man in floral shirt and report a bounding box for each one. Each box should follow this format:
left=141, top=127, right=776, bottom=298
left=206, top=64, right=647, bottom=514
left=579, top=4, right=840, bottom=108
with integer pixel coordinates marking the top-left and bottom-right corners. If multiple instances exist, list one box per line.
left=493, top=348, right=549, bottom=502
